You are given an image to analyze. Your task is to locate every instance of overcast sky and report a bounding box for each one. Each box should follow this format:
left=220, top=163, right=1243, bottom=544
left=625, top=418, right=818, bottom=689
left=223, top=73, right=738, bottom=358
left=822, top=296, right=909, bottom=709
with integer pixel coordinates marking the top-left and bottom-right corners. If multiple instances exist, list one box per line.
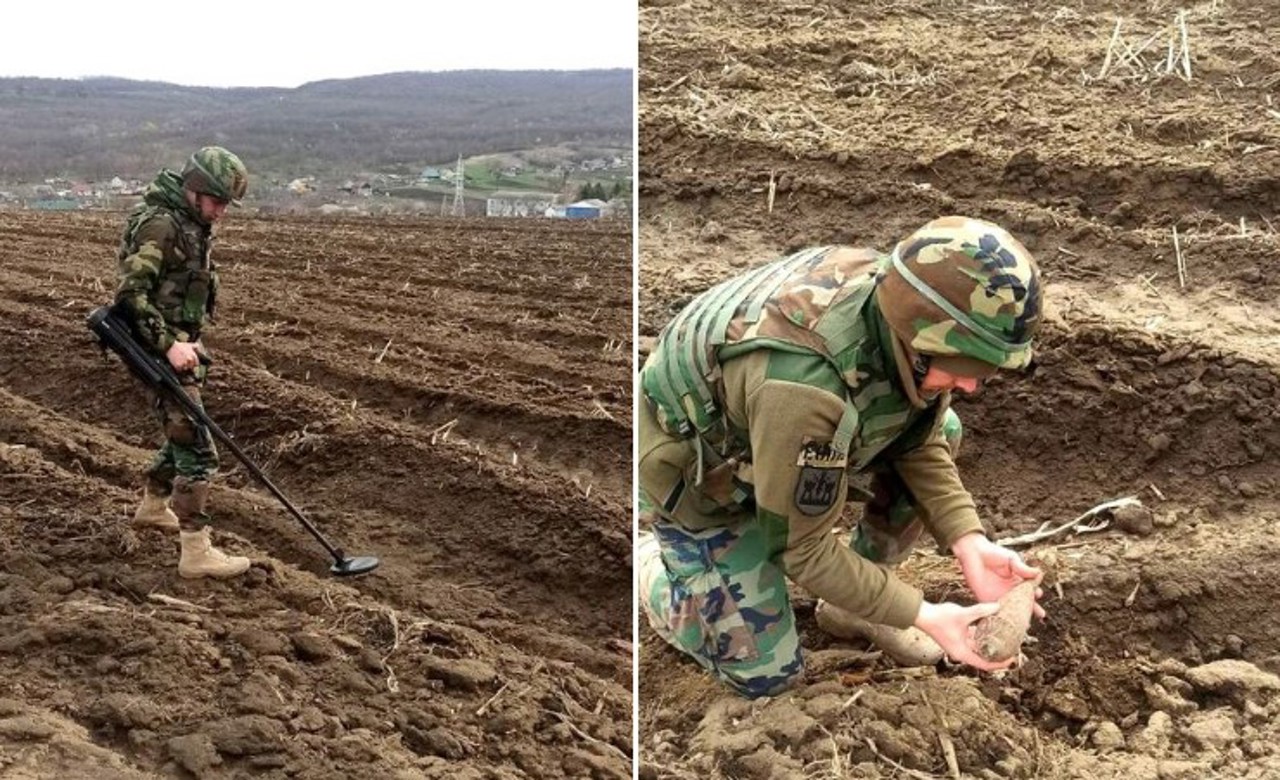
left=3, top=2, right=637, bottom=88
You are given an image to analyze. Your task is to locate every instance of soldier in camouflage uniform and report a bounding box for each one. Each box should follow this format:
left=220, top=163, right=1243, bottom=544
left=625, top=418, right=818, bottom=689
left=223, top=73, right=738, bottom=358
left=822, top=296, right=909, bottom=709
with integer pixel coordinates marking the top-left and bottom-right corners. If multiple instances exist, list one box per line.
left=637, top=216, right=1045, bottom=697
left=117, top=146, right=252, bottom=579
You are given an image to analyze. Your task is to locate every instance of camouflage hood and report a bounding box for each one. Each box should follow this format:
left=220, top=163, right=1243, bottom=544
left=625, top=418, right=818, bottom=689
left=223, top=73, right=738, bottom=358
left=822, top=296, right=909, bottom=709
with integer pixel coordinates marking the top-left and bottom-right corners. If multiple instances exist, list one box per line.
left=876, top=216, right=1041, bottom=370
left=142, top=169, right=202, bottom=223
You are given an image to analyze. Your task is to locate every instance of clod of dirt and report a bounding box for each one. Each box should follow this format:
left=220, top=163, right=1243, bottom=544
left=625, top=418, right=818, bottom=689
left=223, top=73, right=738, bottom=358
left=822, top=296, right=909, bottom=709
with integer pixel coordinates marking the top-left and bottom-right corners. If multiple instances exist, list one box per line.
left=402, top=724, right=470, bottom=759
left=689, top=699, right=768, bottom=759
left=40, top=576, right=75, bottom=595
left=719, top=63, right=762, bottom=90
left=0, top=716, right=57, bottom=741
left=91, top=692, right=167, bottom=730
left=1090, top=720, right=1125, bottom=753
left=167, top=732, right=222, bottom=775
left=1144, top=681, right=1198, bottom=716
left=1184, top=659, right=1280, bottom=698
left=291, top=631, right=338, bottom=662
left=357, top=646, right=385, bottom=673
left=1129, top=711, right=1173, bottom=754
left=422, top=656, right=498, bottom=692
left=234, top=673, right=291, bottom=717
left=0, top=628, right=46, bottom=655
left=563, top=748, right=632, bottom=780
left=751, top=700, right=818, bottom=749
left=205, top=715, right=286, bottom=756
left=1044, top=689, right=1091, bottom=722
left=482, top=702, right=538, bottom=736
left=0, top=703, right=153, bottom=779
left=1112, top=503, right=1156, bottom=536
left=1182, top=709, right=1239, bottom=752
left=335, top=667, right=379, bottom=694
left=698, top=220, right=727, bottom=243
left=0, top=584, right=41, bottom=616
left=231, top=628, right=289, bottom=657
left=730, top=744, right=803, bottom=779
left=291, top=706, right=328, bottom=734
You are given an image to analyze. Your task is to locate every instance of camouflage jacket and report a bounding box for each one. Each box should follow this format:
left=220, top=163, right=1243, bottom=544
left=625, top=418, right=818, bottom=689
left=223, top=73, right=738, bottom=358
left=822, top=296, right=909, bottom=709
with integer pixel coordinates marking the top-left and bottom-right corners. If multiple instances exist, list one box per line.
left=115, top=170, right=219, bottom=355
left=640, top=246, right=984, bottom=627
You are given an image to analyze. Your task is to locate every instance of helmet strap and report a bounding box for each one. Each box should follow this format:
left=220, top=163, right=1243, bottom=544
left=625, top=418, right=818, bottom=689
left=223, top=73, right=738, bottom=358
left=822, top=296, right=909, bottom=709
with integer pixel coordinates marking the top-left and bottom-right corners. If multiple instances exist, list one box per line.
left=888, top=330, right=932, bottom=410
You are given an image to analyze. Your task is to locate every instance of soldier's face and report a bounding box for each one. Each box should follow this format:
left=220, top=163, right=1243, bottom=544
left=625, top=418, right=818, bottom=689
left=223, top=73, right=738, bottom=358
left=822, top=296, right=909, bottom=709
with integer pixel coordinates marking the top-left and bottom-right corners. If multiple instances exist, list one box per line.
left=919, top=365, right=982, bottom=396
left=196, top=193, right=230, bottom=223
left=186, top=190, right=230, bottom=223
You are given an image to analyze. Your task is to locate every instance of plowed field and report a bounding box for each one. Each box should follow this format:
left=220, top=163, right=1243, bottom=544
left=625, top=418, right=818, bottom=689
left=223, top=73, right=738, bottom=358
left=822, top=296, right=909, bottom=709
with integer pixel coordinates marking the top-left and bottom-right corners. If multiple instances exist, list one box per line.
left=638, top=1, right=1280, bottom=778
left=0, top=211, right=633, bottom=778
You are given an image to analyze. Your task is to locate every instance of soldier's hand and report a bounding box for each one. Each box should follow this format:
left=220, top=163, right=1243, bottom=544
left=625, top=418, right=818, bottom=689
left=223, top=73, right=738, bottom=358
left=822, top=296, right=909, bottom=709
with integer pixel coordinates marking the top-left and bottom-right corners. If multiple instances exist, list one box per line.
left=166, top=341, right=200, bottom=372
left=914, top=600, right=1016, bottom=672
left=952, top=531, right=1046, bottom=619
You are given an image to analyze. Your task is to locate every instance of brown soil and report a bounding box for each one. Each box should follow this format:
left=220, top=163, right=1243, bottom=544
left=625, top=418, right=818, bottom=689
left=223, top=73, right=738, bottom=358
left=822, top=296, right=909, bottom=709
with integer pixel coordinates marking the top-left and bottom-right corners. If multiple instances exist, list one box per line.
left=638, top=1, right=1280, bottom=778
left=0, top=211, right=633, bottom=778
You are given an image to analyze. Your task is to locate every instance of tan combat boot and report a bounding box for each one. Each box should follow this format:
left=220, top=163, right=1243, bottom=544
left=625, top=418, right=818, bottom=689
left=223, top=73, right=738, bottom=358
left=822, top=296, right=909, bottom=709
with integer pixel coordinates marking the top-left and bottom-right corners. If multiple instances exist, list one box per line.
left=172, top=478, right=250, bottom=579
left=179, top=528, right=251, bottom=579
left=132, top=488, right=180, bottom=531
left=815, top=600, right=944, bottom=667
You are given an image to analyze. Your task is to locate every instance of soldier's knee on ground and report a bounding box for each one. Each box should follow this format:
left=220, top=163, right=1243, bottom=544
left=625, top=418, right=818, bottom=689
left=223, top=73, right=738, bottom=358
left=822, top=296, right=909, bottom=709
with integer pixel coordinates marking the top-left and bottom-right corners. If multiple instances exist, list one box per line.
left=720, top=654, right=806, bottom=699
left=635, top=531, right=670, bottom=626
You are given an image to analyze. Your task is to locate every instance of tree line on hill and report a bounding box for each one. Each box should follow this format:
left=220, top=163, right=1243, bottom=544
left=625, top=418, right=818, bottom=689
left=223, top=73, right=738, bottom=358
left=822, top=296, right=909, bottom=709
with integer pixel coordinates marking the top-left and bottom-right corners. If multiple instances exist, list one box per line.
left=0, top=70, right=632, bottom=183
left=576, top=181, right=629, bottom=201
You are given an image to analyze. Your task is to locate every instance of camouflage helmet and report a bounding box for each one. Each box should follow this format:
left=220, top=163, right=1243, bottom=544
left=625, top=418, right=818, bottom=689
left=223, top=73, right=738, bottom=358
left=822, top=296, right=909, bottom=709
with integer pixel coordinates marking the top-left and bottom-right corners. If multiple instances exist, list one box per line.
left=877, top=215, right=1042, bottom=370
left=181, top=146, right=248, bottom=204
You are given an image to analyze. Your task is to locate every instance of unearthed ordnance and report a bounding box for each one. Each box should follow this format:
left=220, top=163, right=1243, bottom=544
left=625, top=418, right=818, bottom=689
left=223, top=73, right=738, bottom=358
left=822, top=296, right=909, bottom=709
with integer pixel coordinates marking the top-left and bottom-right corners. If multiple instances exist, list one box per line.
left=973, top=575, right=1042, bottom=662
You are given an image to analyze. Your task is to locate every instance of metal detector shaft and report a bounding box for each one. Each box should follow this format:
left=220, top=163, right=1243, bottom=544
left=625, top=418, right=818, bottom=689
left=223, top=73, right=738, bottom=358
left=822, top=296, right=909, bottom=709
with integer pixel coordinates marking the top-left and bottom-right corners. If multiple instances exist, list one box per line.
left=87, top=306, right=349, bottom=566
left=169, top=392, right=348, bottom=564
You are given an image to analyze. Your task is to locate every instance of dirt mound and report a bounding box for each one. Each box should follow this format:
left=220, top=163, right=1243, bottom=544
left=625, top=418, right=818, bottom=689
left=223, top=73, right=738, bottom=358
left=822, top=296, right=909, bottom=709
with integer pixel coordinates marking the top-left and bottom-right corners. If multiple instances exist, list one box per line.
left=0, top=211, right=632, bottom=777
left=638, top=0, right=1280, bottom=776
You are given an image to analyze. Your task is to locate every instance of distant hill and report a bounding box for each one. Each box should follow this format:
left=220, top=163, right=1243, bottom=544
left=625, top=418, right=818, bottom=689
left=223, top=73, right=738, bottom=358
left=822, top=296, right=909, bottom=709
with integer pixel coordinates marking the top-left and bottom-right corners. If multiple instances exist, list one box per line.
left=0, top=70, right=633, bottom=183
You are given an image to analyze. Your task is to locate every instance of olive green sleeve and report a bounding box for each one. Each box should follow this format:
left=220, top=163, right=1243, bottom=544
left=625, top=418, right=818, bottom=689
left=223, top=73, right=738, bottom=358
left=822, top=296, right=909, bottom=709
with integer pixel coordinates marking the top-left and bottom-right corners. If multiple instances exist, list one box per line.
left=893, top=418, right=984, bottom=551
left=115, top=216, right=179, bottom=353
left=722, top=353, right=923, bottom=629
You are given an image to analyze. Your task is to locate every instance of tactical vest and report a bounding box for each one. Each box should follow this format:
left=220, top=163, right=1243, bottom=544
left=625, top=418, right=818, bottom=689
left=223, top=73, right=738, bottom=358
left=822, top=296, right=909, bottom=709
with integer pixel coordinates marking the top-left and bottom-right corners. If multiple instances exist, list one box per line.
left=641, top=246, right=934, bottom=483
left=118, top=203, right=218, bottom=336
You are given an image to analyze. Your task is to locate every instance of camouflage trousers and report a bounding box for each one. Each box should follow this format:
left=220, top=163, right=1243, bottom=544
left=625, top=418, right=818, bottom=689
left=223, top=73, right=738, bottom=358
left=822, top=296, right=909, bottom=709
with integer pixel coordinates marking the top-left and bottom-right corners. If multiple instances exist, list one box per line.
left=638, top=409, right=963, bottom=698
left=144, top=381, right=219, bottom=498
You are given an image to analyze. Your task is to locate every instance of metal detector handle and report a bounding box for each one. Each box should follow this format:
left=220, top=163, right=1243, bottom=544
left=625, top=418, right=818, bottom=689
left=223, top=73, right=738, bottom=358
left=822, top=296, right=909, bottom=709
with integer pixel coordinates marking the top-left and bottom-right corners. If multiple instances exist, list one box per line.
left=87, top=306, right=347, bottom=564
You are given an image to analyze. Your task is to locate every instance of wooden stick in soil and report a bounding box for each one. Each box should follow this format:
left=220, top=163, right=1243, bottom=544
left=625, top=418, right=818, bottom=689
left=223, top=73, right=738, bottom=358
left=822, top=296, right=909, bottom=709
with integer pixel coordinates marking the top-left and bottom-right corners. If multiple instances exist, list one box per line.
left=1096, top=18, right=1122, bottom=80
left=1173, top=225, right=1186, bottom=288
left=1179, top=10, right=1192, bottom=81
left=998, top=495, right=1140, bottom=548
left=973, top=574, right=1043, bottom=663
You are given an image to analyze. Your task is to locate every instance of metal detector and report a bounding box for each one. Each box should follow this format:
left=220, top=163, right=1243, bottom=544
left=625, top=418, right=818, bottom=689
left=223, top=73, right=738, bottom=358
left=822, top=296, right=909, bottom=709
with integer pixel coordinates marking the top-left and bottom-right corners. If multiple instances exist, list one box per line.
left=87, top=305, right=380, bottom=577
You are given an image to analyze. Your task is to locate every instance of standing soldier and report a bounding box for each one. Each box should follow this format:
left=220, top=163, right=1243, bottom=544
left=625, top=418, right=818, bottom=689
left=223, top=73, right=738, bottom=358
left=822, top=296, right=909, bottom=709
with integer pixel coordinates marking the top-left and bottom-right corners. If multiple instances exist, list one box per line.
left=117, top=146, right=252, bottom=579
left=637, top=216, right=1045, bottom=697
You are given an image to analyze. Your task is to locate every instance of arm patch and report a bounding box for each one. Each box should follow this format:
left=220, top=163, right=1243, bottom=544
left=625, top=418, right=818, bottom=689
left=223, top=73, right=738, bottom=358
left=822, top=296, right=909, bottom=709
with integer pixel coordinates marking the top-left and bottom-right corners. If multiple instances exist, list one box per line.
left=794, top=438, right=846, bottom=516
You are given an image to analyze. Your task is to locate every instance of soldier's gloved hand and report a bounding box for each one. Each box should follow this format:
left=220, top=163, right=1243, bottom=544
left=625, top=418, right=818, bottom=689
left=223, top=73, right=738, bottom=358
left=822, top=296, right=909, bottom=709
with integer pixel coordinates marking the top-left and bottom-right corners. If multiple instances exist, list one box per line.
left=166, top=341, right=200, bottom=373
left=914, top=600, right=1015, bottom=672
left=952, top=531, right=1045, bottom=618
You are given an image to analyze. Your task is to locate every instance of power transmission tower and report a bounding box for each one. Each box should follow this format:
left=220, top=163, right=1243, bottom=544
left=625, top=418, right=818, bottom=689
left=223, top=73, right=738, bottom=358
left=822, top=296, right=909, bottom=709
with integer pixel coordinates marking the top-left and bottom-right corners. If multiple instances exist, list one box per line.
left=451, top=155, right=465, bottom=216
